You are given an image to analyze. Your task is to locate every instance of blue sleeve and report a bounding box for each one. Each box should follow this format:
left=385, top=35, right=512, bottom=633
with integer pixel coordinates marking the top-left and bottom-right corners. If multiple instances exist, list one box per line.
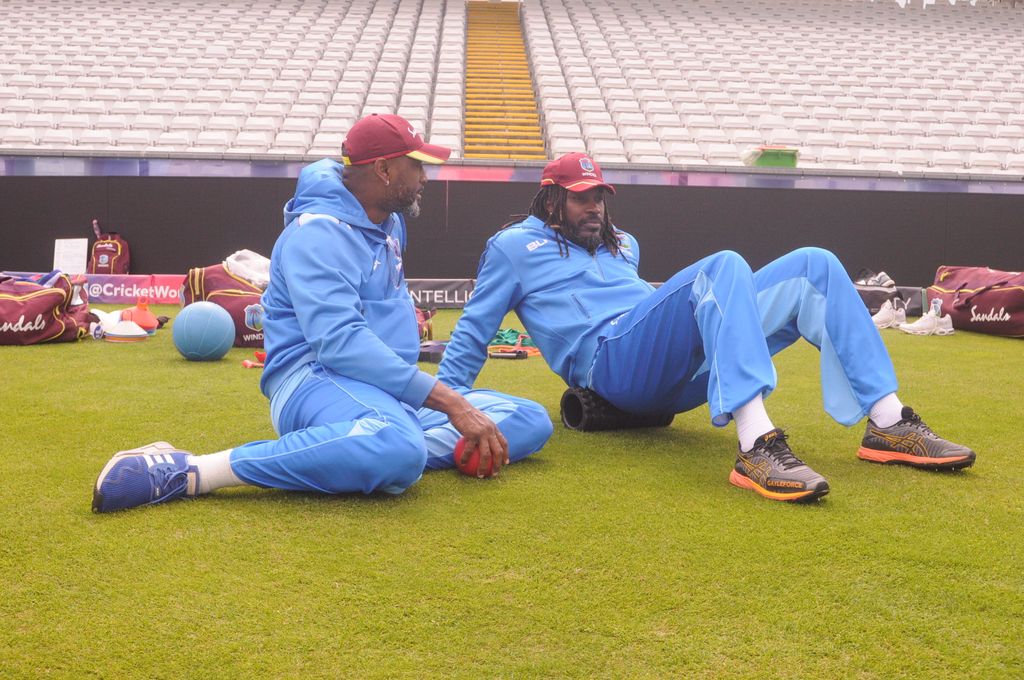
left=437, top=240, right=521, bottom=390
left=282, top=216, right=437, bottom=407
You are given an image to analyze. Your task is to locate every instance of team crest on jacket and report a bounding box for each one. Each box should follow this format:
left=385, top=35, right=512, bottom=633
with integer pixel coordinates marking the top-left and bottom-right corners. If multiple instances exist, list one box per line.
left=244, top=303, right=264, bottom=331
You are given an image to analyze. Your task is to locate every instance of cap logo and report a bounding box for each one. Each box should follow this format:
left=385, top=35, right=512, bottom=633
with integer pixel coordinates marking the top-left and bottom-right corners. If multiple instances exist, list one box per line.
left=539, top=152, right=615, bottom=194
left=408, top=126, right=417, bottom=136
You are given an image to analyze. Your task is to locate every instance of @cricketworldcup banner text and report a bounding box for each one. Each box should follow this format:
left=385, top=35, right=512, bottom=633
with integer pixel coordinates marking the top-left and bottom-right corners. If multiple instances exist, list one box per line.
left=84, top=274, right=185, bottom=304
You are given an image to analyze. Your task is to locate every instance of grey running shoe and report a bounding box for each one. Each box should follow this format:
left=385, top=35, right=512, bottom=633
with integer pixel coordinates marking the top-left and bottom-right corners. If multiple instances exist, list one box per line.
left=858, top=406, right=976, bottom=470
left=855, top=270, right=896, bottom=288
left=730, top=429, right=830, bottom=502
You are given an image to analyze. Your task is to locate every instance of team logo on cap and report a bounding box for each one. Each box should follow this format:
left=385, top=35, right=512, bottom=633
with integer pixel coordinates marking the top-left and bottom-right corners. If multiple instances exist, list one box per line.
left=579, top=157, right=595, bottom=173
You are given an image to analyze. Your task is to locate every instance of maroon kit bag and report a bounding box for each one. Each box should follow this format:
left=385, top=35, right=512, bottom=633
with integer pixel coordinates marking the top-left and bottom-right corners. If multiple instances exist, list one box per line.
left=181, top=263, right=264, bottom=347
left=928, top=265, right=1024, bottom=338
left=0, top=274, right=92, bottom=345
left=88, top=219, right=131, bottom=274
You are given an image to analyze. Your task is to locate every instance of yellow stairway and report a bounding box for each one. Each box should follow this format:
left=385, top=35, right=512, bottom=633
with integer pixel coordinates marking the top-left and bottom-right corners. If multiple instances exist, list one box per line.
left=463, top=1, right=546, bottom=160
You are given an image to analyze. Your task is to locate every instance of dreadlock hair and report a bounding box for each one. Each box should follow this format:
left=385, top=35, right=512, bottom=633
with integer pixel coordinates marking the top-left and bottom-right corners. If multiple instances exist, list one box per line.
left=511, top=185, right=620, bottom=258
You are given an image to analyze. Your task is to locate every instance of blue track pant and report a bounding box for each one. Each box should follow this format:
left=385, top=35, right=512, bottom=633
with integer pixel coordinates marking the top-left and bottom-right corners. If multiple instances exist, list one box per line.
left=589, top=247, right=897, bottom=427
left=229, top=365, right=552, bottom=494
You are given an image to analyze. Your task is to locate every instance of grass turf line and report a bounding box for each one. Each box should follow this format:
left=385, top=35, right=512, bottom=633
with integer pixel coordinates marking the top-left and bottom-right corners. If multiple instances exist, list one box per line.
left=0, top=306, right=1021, bottom=678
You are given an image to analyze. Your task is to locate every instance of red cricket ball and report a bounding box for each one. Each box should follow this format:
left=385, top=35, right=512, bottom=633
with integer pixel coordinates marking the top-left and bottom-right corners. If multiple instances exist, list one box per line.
left=453, top=437, right=496, bottom=478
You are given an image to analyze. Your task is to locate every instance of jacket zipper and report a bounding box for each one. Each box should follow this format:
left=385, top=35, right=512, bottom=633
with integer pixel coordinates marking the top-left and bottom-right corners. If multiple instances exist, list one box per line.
left=592, top=251, right=606, bottom=280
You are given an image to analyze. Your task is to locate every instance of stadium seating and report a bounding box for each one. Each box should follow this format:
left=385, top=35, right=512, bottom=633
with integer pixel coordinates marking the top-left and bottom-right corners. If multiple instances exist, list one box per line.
left=0, top=0, right=1022, bottom=174
left=463, top=2, right=545, bottom=159
left=523, top=0, right=1024, bottom=173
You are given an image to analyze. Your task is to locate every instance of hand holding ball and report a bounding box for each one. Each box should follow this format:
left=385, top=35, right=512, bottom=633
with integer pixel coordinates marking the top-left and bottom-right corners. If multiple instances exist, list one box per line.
left=453, top=437, right=498, bottom=478
left=172, top=302, right=235, bottom=361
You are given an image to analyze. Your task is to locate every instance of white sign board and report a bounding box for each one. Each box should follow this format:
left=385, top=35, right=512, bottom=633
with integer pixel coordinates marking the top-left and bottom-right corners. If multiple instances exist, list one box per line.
left=53, top=238, right=89, bottom=274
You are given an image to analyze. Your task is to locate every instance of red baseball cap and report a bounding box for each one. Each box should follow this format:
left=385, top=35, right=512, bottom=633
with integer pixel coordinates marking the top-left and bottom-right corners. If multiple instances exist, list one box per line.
left=540, top=152, right=615, bottom=194
left=341, top=113, right=451, bottom=166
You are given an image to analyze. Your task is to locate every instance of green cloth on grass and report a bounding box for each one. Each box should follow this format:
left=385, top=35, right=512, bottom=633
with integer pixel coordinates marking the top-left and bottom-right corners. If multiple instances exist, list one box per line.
left=489, top=328, right=536, bottom=347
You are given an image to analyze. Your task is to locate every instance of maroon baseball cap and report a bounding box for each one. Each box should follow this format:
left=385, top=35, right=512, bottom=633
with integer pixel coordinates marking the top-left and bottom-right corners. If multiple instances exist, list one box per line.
left=540, top=152, right=615, bottom=194
left=341, top=113, right=451, bottom=166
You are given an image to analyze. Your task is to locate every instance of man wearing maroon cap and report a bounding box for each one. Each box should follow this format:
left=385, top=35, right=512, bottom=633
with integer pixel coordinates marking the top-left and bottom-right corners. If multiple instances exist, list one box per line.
left=92, top=114, right=553, bottom=513
left=437, top=152, right=975, bottom=503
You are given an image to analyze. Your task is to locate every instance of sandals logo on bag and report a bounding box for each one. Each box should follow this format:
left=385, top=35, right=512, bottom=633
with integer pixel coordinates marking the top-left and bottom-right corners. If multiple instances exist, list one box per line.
left=0, top=274, right=91, bottom=345
left=0, top=314, right=46, bottom=334
left=969, top=306, right=1011, bottom=323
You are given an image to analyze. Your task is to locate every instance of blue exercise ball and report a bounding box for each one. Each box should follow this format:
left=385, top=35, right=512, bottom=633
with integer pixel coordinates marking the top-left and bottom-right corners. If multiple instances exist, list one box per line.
left=172, top=301, right=235, bottom=361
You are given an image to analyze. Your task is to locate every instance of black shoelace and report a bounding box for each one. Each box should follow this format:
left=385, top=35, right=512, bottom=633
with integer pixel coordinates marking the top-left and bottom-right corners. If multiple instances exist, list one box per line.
left=897, top=410, right=937, bottom=438
left=759, top=431, right=805, bottom=470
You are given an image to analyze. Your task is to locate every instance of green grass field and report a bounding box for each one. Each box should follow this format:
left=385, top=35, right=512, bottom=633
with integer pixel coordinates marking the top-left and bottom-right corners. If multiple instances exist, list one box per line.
left=1, top=306, right=1021, bottom=679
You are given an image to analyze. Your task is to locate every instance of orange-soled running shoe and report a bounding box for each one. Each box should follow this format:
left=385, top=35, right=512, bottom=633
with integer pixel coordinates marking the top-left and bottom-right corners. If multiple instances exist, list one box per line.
left=858, top=406, right=975, bottom=470
left=729, top=429, right=830, bottom=503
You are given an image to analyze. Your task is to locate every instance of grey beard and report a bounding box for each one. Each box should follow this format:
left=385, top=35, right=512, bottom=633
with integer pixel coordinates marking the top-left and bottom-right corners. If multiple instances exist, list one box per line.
left=402, top=198, right=421, bottom=218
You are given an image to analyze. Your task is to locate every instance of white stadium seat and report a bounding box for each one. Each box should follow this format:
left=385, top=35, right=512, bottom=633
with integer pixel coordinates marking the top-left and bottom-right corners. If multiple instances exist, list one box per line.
left=1, top=126, right=39, bottom=146
left=233, top=129, right=274, bottom=147
left=931, top=150, right=968, bottom=171
left=117, top=129, right=159, bottom=149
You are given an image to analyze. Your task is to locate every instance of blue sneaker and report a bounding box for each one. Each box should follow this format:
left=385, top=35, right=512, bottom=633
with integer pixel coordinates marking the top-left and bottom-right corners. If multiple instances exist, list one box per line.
left=92, top=442, right=198, bottom=513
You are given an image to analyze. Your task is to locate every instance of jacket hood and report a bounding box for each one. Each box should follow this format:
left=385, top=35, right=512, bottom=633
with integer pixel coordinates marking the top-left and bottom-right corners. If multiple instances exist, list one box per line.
left=519, top=215, right=551, bottom=234
left=283, top=158, right=382, bottom=231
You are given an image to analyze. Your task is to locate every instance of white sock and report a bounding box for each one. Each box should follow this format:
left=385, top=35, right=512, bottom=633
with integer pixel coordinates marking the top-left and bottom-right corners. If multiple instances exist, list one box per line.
left=734, top=393, right=775, bottom=452
left=868, top=393, right=904, bottom=428
left=189, top=449, right=245, bottom=495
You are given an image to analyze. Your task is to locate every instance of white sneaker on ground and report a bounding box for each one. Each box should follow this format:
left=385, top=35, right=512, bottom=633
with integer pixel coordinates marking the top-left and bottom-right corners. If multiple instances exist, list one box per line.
left=899, top=299, right=955, bottom=336
left=872, top=299, right=908, bottom=329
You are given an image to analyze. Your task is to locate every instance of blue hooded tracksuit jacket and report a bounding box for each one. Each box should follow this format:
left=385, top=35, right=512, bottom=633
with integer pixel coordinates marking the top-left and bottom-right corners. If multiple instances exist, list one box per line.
left=259, top=158, right=437, bottom=413
left=228, top=160, right=551, bottom=494
left=438, top=215, right=898, bottom=427
left=438, top=216, right=652, bottom=390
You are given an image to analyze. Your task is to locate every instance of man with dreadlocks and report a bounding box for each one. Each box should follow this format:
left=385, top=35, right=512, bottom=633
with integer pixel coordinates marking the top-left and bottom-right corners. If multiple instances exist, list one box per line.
left=437, top=152, right=977, bottom=503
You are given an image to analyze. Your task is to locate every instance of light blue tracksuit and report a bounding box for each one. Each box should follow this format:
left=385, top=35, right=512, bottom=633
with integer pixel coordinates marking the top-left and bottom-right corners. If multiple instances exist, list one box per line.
left=228, top=160, right=552, bottom=494
left=438, top=215, right=897, bottom=428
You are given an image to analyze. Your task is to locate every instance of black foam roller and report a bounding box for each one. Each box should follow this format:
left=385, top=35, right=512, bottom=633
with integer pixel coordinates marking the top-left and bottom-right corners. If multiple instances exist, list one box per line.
left=560, top=388, right=674, bottom=431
